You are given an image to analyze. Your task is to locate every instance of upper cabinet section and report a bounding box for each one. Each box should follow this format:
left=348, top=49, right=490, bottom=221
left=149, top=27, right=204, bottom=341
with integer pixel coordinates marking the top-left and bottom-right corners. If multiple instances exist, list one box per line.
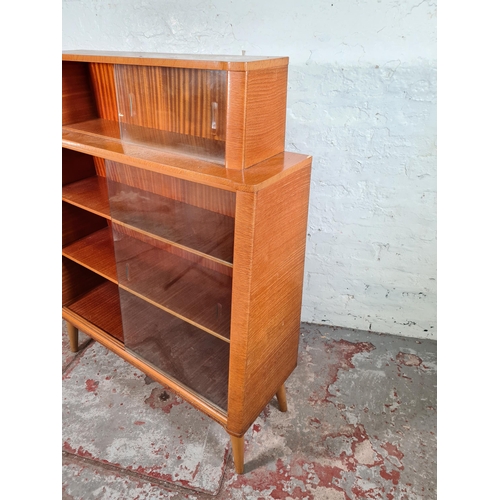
left=62, top=51, right=289, bottom=170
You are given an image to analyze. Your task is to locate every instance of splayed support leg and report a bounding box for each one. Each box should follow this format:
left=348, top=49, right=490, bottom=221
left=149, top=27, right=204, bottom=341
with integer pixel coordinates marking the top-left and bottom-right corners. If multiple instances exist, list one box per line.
left=276, top=384, right=288, bottom=412
left=230, top=435, right=245, bottom=474
left=67, top=321, right=79, bottom=353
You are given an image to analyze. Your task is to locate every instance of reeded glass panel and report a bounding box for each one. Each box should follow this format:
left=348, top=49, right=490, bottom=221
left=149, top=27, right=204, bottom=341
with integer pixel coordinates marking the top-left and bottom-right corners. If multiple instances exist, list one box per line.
left=114, top=64, right=227, bottom=165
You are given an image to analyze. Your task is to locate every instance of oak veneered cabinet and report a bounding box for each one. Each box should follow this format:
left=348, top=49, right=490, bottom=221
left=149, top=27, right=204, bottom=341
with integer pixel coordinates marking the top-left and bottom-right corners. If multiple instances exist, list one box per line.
left=62, top=51, right=312, bottom=474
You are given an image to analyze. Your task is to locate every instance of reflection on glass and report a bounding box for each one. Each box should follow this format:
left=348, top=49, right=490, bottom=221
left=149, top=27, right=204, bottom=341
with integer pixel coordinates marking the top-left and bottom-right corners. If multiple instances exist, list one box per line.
left=120, top=289, right=229, bottom=411
left=112, top=223, right=232, bottom=340
left=115, top=64, right=227, bottom=164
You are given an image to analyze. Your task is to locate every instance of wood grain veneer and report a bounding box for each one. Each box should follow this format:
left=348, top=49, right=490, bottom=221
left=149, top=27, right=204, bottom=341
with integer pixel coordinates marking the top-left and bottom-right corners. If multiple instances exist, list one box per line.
left=89, top=62, right=118, bottom=121
left=115, top=65, right=227, bottom=142
left=113, top=223, right=233, bottom=278
left=105, top=160, right=236, bottom=217
left=62, top=61, right=98, bottom=126
left=242, top=67, right=288, bottom=168
left=62, top=257, right=106, bottom=307
left=225, top=71, right=247, bottom=169
left=227, top=162, right=312, bottom=437
left=62, top=148, right=97, bottom=186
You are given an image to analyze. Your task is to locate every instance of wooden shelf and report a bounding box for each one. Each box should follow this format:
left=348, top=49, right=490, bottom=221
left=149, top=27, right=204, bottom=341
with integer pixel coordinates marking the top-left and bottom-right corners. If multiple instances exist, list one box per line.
left=108, top=180, right=234, bottom=266
left=66, top=281, right=124, bottom=342
left=64, top=119, right=226, bottom=165
left=114, top=229, right=232, bottom=342
left=120, top=289, right=229, bottom=411
left=62, top=175, right=110, bottom=219
left=62, top=227, right=117, bottom=283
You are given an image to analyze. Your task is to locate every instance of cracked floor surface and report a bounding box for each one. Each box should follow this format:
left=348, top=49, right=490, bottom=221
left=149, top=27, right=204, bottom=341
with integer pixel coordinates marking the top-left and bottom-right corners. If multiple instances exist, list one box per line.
left=62, top=321, right=436, bottom=499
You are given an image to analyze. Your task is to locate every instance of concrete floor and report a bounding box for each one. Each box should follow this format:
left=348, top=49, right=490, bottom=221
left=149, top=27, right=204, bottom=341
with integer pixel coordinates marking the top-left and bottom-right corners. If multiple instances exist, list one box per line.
left=62, top=322, right=437, bottom=499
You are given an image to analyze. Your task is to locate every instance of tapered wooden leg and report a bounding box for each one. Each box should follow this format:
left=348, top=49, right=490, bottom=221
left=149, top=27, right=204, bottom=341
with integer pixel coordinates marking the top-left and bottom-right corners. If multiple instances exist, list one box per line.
left=230, top=435, right=245, bottom=474
left=276, top=384, right=288, bottom=412
left=66, top=321, right=79, bottom=353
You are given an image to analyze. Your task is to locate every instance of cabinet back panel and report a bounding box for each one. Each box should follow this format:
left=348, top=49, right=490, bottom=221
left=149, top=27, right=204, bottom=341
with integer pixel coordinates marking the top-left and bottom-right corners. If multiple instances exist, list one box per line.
left=89, top=62, right=118, bottom=121
left=62, top=256, right=106, bottom=306
left=113, top=226, right=232, bottom=340
left=93, top=156, right=107, bottom=177
left=62, top=61, right=98, bottom=125
left=62, top=148, right=97, bottom=186
left=62, top=202, right=108, bottom=248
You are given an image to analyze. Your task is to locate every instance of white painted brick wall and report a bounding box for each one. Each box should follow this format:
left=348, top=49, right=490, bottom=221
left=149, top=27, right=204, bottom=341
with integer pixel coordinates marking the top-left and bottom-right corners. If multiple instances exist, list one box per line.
left=62, top=0, right=437, bottom=339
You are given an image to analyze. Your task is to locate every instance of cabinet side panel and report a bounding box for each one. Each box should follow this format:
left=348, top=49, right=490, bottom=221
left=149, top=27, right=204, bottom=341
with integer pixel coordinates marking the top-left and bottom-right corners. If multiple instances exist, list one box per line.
left=89, top=62, right=119, bottom=121
left=226, top=191, right=255, bottom=431
left=62, top=61, right=98, bottom=125
left=227, top=163, right=312, bottom=435
left=243, top=67, right=288, bottom=168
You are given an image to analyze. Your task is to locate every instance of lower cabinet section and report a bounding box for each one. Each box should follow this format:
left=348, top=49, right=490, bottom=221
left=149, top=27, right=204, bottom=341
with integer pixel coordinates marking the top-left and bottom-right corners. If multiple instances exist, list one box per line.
left=62, top=148, right=312, bottom=474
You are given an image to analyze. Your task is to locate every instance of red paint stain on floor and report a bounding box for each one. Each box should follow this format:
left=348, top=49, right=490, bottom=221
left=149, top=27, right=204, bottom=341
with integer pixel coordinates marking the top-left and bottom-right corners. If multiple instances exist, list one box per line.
left=380, top=466, right=401, bottom=485
left=382, top=442, right=404, bottom=462
left=63, top=441, right=122, bottom=469
left=230, top=456, right=348, bottom=499
left=85, top=379, right=99, bottom=392
left=396, top=352, right=422, bottom=367
left=309, top=340, right=375, bottom=404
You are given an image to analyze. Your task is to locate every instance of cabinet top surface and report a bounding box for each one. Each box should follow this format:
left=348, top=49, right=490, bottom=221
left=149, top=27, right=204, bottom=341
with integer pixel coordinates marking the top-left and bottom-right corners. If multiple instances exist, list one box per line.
left=63, top=127, right=311, bottom=192
left=62, top=50, right=289, bottom=71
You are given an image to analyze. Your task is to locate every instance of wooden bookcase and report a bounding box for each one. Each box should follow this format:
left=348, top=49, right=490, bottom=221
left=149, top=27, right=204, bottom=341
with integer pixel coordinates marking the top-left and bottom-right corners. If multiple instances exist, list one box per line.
left=62, top=51, right=312, bottom=474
